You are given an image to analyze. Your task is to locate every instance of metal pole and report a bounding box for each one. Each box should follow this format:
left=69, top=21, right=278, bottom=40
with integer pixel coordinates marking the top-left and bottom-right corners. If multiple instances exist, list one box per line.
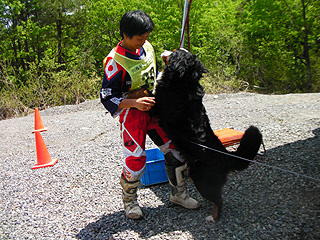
left=180, top=0, right=189, bottom=48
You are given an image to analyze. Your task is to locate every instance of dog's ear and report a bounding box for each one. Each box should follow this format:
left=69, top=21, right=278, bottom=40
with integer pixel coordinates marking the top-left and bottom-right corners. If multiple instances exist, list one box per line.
left=178, top=52, right=207, bottom=82
left=166, top=49, right=193, bottom=78
left=191, top=58, right=208, bottom=81
left=161, top=49, right=207, bottom=87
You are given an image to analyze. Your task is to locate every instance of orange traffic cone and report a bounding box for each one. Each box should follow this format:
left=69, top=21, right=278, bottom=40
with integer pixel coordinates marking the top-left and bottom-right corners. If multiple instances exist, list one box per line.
left=32, top=132, right=58, bottom=169
left=32, top=108, right=47, bottom=133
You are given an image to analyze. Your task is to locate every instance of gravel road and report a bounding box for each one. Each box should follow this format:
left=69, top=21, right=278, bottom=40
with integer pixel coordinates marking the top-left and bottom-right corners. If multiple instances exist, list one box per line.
left=0, top=92, right=319, bottom=239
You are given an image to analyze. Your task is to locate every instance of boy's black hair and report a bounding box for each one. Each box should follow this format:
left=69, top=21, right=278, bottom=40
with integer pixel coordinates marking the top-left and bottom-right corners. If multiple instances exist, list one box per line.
left=120, top=10, right=154, bottom=39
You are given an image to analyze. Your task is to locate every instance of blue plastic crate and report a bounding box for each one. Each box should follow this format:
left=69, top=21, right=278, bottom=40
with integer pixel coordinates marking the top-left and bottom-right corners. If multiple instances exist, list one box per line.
left=141, top=148, right=168, bottom=186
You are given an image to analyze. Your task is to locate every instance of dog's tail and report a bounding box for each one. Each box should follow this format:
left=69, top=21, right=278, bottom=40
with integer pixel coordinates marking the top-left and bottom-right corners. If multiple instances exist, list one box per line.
left=229, top=126, right=262, bottom=171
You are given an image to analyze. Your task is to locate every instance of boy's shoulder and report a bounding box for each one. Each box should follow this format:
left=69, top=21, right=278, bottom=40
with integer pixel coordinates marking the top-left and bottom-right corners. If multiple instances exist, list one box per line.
left=104, top=56, right=123, bottom=81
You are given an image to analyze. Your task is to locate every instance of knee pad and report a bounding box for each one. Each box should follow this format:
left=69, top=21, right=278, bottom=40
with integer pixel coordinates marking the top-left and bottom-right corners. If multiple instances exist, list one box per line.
left=123, top=156, right=146, bottom=182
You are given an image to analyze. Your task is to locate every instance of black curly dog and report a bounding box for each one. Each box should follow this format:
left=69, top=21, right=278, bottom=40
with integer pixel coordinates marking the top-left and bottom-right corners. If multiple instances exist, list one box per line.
left=154, top=49, right=263, bottom=222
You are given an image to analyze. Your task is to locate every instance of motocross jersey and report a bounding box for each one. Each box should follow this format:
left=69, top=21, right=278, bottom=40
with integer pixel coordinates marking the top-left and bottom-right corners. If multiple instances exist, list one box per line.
left=100, top=40, right=157, bottom=116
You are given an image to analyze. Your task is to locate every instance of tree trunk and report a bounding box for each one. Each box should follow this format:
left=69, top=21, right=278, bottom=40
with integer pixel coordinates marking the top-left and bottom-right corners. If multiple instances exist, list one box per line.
left=302, top=0, right=311, bottom=90
left=57, top=12, right=62, bottom=65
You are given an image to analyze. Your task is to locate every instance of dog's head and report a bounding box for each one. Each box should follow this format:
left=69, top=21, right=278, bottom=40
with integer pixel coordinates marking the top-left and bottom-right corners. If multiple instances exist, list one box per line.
left=161, top=48, right=207, bottom=87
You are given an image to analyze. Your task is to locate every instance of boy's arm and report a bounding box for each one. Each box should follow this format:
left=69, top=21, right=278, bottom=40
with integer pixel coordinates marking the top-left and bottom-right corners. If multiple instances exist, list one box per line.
left=100, top=58, right=126, bottom=116
left=118, top=97, right=155, bottom=112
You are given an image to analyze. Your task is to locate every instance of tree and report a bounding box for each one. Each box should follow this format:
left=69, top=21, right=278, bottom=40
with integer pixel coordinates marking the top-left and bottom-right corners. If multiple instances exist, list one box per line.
left=0, top=0, right=41, bottom=78
left=239, top=0, right=319, bottom=92
left=1, top=0, right=319, bottom=119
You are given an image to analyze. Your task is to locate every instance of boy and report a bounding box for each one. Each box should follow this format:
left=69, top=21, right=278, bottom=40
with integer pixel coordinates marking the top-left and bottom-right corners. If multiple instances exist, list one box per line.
left=100, top=10, right=200, bottom=220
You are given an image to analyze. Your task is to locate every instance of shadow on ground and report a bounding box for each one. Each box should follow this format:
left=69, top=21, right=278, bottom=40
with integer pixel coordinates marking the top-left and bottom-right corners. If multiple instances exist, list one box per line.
left=76, top=128, right=320, bottom=240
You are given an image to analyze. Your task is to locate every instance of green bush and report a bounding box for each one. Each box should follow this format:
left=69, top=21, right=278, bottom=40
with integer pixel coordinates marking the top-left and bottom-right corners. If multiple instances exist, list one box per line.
left=0, top=55, right=100, bottom=120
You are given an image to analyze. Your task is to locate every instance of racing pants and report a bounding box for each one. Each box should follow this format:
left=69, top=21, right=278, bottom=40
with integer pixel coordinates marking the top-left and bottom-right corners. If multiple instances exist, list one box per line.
left=119, top=108, right=184, bottom=182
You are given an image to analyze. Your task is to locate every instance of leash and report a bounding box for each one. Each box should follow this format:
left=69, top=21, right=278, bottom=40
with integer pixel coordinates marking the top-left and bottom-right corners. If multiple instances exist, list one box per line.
left=189, top=140, right=320, bottom=182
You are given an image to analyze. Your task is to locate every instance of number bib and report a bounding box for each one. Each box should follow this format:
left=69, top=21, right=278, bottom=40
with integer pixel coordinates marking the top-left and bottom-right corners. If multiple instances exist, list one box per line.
left=110, top=41, right=157, bottom=92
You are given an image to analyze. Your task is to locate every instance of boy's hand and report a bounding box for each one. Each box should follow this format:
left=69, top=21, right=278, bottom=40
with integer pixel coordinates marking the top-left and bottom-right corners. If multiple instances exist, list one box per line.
left=125, top=88, right=150, bottom=99
left=135, top=97, right=155, bottom=111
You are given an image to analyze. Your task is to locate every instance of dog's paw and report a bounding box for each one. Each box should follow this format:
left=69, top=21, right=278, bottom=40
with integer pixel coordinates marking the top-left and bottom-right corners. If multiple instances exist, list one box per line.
left=205, top=215, right=216, bottom=223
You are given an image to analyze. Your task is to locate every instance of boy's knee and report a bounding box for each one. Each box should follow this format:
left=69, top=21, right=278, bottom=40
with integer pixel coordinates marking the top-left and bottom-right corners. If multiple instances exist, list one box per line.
left=123, top=156, right=146, bottom=182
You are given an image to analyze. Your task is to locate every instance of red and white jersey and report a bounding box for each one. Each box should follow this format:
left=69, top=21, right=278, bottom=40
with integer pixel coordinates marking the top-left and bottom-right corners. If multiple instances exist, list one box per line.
left=100, top=41, right=157, bottom=117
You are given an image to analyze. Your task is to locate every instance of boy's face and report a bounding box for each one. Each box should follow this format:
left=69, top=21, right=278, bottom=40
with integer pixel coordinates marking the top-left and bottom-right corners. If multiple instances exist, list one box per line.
left=122, top=32, right=150, bottom=52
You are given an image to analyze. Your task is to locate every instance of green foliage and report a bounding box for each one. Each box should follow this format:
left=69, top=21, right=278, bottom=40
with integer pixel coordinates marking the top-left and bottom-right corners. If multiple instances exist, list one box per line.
left=200, top=74, right=243, bottom=94
left=191, top=0, right=244, bottom=85
left=0, top=0, right=319, bottom=119
left=0, top=52, right=100, bottom=119
left=238, top=0, right=320, bottom=92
